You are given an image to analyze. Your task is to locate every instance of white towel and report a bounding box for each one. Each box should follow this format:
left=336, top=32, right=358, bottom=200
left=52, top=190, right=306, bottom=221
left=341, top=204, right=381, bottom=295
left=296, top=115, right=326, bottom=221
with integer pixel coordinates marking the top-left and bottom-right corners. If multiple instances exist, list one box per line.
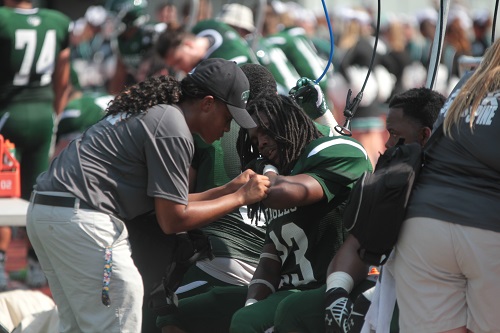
left=361, top=251, right=397, bottom=333
left=0, top=290, right=55, bottom=332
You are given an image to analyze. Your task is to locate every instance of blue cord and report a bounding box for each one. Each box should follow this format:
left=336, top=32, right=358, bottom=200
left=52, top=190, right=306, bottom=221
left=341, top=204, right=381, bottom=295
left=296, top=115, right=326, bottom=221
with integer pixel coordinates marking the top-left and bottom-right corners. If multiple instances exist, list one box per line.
left=314, top=0, right=335, bottom=84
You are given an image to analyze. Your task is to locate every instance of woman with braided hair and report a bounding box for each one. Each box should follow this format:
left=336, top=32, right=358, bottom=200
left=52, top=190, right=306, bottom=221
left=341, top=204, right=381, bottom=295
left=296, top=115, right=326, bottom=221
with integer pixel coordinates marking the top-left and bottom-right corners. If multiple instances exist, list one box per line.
left=25, top=58, right=270, bottom=333
left=160, top=93, right=371, bottom=333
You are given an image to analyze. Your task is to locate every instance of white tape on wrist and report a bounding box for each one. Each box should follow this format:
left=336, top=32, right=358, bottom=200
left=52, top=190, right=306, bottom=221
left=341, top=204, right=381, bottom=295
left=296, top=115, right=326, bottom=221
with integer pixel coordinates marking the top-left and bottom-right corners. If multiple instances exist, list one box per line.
left=249, top=279, right=276, bottom=293
left=260, top=252, right=281, bottom=263
left=326, top=271, right=354, bottom=293
left=263, top=165, right=279, bottom=175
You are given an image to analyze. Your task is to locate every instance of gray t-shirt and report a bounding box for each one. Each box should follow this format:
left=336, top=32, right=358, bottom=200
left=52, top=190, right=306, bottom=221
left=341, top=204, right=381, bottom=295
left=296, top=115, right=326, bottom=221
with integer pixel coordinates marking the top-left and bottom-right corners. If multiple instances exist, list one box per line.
left=407, top=86, right=500, bottom=232
left=36, top=104, right=194, bottom=220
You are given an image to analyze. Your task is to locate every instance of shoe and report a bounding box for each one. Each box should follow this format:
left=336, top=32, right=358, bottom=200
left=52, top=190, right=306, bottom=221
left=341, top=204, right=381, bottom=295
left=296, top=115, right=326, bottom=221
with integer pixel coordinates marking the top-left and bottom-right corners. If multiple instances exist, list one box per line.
left=0, top=260, right=8, bottom=291
left=26, top=257, right=47, bottom=288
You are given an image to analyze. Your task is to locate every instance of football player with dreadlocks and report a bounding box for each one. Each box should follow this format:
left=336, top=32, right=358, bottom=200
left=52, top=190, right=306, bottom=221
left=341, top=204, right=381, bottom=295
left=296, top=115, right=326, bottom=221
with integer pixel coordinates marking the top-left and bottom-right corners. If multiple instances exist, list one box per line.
left=160, top=93, right=371, bottom=333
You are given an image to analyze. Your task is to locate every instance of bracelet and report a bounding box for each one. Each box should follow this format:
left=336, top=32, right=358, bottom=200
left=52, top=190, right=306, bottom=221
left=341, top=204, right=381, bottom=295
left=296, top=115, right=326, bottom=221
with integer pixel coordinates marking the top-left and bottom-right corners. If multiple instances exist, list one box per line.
left=249, top=279, right=276, bottom=293
left=263, top=164, right=279, bottom=175
left=260, top=252, right=281, bottom=263
left=245, top=298, right=258, bottom=306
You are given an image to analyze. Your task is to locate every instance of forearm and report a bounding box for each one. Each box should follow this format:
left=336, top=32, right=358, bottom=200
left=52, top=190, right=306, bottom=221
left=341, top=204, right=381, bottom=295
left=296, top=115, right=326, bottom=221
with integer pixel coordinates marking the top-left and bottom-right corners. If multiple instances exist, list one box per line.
left=52, top=48, right=71, bottom=116
left=246, top=247, right=281, bottom=303
left=262, top=173, right=324, bottom=209
left=190, top=169, right=262, bottom=201
left=327, top=235, right=369, bottom=287
left=156, top=193, right=245, bottom=233
left=315, top=111, right=341, bottom=136
left=188, top=182, right=232, bottom=201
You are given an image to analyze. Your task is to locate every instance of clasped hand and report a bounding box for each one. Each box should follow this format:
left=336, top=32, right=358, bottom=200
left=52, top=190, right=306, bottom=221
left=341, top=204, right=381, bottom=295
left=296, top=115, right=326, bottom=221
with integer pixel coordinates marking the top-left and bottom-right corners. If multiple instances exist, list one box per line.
left=230, top=169, right=270, bottom=205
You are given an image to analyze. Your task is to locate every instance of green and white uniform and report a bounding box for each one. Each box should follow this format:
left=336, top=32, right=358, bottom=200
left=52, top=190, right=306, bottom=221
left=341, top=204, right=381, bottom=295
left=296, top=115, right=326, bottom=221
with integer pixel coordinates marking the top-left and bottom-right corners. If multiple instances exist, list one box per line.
left=155, top=21, right=265, bottom=314
left=179, top=20, right=264, bottom=288
left=114, top=22, right=165, bottom=80
left=57, top=92, right=113, bottom=142
left=262, top=136, right=372, bottom=290
left=171, top=129, right=266, bottom=301
left=157, top=136, right=372, bottom=332
left=266, top=27, right=329, bottom=93
left=192, top=20, right=258, bottom=65
left=248, top=36, right=301, bottom=94
left=0, top=6, right=71, bottom=199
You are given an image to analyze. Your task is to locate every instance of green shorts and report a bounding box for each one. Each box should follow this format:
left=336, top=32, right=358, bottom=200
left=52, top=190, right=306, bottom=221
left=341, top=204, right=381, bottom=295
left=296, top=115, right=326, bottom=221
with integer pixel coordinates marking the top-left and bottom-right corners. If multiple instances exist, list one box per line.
left=156, top=285, right=248, bottom=332
left=230, top=289, right=298, bottom=333
left=176, top=264, right=235, bottom=299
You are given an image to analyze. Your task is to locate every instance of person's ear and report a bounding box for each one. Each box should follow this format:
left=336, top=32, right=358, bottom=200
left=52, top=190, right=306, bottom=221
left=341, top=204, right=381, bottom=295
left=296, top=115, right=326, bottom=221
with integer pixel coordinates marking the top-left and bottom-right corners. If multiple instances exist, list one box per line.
left=183, top=38, right=196, bottom=50
left=200, top=95, right=216, bottom=112
left=421, top=126, right=432, bottom=145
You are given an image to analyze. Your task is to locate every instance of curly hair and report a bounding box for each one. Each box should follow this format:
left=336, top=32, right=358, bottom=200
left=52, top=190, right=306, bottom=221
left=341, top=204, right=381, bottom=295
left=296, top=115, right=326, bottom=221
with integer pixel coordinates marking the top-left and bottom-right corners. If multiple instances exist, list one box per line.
left=240, top=64, right=278, bottom=100
left=105, top=75, right=181, bottom=118
left=237, top=93, right=323, bottom=176
left=388, top=87, right=446, bottom=130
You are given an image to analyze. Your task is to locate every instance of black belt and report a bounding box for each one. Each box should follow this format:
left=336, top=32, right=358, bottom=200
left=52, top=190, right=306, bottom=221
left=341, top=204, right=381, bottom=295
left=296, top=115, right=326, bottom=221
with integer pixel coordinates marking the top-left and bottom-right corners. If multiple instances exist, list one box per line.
left=33, top=193, right=93, bottom=210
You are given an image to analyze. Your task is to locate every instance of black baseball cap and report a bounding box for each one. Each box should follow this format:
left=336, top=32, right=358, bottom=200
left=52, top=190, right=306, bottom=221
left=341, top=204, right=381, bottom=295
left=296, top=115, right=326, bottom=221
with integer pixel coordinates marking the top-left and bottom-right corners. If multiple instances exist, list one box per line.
left=188, top=58, right=256, bottom=129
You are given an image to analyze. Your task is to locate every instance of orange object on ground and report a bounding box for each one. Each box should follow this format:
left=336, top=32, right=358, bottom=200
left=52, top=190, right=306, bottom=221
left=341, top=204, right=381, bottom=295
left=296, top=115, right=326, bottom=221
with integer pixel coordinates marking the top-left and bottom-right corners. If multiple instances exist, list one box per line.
left=0, top=135, right=21, bottom=198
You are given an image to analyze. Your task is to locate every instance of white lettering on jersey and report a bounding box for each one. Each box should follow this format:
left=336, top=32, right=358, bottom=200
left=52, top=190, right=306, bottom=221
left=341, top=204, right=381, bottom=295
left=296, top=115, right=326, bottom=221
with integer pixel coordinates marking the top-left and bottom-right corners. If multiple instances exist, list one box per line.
left=14, top=29, right=56, bottom=86
left=269, top=223, right=315, bottom=286
left=464, top=91, right=499, bottom=126
left=197, top=29, right=223, bottom=58
left=264, top=207, right=297, bottom=223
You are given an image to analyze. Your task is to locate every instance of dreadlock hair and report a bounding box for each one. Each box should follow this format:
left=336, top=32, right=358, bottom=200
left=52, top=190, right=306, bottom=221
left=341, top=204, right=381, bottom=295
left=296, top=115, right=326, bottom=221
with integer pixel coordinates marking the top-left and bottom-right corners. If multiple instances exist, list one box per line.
left=389, top=87, right=446, bottom=130
left=105, top=75, right=181, bottom=118
left=237, top=93, right=323, bottom=176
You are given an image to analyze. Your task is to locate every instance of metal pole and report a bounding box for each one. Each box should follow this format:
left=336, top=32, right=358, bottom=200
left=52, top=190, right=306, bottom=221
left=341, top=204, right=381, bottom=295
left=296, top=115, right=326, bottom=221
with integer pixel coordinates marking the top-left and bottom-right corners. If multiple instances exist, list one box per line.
left=425, top=0, right=450, bottom=89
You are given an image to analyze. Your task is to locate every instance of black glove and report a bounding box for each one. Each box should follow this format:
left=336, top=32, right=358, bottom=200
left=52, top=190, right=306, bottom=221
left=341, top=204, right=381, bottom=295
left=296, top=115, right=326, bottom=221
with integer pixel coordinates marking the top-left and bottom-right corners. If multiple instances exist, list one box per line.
left=325, top=287, right=354, bottom=333
left=350, top=292, right=372, bottom=333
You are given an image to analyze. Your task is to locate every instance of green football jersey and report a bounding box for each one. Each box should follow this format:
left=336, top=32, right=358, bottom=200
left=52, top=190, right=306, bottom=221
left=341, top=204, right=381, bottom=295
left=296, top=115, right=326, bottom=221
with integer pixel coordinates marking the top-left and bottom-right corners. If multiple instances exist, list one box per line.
left=191, top=123, right=265, bottom=264
left=0, top=7, right=71, bottom=103
left=192, top=20, right=258, bottom=65
left=115, top=22, right=165, bottom=75
left=249, top=36, right=301, bottom=94
left=265, top=27, right=329, bottom=92
left=201, top=210, right=265, bottom=265
left=262, top=136, right=372, bottom=290
left=57, top=92, right=113, bottom=139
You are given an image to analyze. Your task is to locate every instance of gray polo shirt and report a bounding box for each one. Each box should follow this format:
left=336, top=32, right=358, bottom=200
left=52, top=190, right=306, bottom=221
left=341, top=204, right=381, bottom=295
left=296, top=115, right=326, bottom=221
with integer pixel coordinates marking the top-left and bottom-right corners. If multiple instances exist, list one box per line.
left=36, top=104, right=194, bottom=220
left=407, top=87, right=500, bottom=232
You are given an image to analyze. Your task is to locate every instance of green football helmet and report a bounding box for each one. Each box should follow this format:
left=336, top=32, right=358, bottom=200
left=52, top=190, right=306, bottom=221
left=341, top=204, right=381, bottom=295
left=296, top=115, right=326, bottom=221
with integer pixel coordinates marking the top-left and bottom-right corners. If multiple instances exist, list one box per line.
left=105, top=0, right=150, bottom=33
